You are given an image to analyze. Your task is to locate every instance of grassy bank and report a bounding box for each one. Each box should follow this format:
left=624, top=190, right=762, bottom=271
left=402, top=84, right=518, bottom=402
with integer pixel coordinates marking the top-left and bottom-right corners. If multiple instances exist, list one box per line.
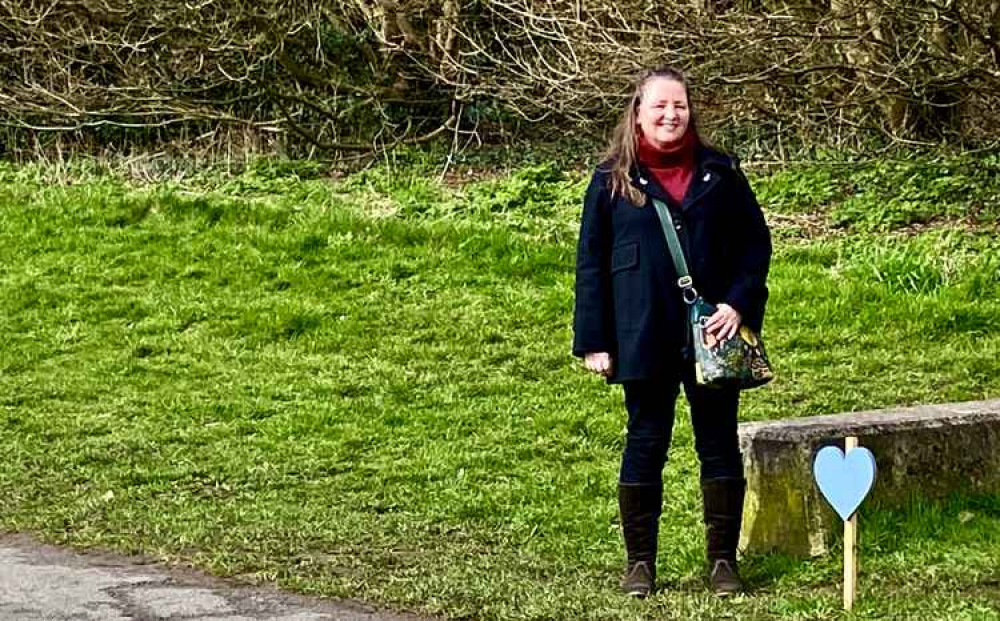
left=1, top=155, right=999, bottom=620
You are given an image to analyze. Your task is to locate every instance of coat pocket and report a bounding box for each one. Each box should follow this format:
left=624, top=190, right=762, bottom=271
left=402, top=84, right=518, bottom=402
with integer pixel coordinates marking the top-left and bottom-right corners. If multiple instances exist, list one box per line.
left=611, top=241, right=639, bottom=274
left=610, top=241, right=642, bottom=331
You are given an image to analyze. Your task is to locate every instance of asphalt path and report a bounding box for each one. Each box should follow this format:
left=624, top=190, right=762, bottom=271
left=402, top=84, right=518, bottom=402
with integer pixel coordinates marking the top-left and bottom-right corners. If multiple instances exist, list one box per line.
left=0, top=534, right=430, bottom=621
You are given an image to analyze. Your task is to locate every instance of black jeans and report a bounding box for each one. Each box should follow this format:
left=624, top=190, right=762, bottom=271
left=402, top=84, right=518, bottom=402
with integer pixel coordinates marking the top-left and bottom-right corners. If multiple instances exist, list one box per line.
left=619, top=363, right=743, bottom=484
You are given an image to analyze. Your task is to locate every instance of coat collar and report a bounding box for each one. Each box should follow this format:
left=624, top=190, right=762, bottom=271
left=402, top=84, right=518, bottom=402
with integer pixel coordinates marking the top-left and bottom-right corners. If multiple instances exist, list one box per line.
left=629, top=146, right=733, bottom=211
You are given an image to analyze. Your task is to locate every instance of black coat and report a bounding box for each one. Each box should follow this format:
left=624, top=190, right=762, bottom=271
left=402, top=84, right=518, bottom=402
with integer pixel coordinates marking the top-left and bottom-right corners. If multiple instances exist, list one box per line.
left=572, top=146, right=772, bottom=384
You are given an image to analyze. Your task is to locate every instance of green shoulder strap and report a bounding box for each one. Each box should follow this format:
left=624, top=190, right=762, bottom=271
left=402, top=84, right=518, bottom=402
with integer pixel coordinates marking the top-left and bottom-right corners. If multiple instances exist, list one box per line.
left=651, top=198, right=697, bottom=301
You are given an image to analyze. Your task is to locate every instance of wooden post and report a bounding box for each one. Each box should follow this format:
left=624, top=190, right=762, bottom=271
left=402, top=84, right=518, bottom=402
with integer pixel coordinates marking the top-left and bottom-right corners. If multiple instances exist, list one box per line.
left=843, top=436, right=859, bottom=611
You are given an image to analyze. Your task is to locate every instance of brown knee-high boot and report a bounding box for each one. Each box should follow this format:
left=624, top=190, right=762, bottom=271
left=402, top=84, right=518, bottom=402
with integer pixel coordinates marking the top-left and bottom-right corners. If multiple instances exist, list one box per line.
left=618, top=482, right=662, bottom=598
left=701, top=477, right=746, bottom=596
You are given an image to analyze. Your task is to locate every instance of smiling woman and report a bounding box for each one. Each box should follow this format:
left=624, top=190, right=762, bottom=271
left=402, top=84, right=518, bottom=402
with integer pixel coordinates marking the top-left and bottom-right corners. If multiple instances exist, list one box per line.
left=572, top=66, right=773, bottom=599
left=636, top=78, right=691, bottom=147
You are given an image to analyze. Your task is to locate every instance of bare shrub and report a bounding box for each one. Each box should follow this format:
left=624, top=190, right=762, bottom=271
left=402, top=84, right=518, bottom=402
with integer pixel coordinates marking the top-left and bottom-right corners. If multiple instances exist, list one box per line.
left=2, top=0, right=998, bottom=158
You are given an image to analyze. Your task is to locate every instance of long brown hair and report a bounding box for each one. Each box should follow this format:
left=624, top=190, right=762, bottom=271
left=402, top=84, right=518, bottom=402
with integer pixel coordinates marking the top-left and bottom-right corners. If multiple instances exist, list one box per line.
left=602, top=66, right=708, bottom=206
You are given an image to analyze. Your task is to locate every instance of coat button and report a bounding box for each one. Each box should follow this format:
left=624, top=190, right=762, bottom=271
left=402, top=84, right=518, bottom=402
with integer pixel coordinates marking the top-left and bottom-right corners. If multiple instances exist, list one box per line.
left=703, top=172, right=711, bottom=182
left=639, top=177, right=648, bottom=185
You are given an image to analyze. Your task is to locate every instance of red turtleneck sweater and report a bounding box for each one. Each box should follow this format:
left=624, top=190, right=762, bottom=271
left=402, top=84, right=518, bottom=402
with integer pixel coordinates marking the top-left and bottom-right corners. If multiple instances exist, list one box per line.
left=637, top=130, right=698, bottom=206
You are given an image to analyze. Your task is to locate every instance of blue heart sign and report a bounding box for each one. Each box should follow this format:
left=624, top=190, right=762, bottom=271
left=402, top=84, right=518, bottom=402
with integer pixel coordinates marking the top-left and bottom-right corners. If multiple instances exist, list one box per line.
left=813, top=445, right=877, bottom=521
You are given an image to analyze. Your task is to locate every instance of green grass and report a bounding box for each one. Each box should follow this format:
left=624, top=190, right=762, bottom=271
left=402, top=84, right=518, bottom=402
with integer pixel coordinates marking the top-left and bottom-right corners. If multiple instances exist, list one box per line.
left=752, top=153, right=1000, bottom=232
left=1, top=156, right=999, bottom=620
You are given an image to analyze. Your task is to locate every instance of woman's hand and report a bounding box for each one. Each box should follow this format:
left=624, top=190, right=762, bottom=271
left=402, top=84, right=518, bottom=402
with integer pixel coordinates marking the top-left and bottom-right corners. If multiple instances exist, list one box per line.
left=584, top=352, right=613, bottom=377
left=704, top=303, right=742, bottom=340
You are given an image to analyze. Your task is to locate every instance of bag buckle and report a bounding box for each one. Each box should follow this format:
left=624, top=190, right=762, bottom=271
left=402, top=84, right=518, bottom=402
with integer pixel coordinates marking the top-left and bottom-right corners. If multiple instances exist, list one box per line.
left=677, top=276, right=698, bottom=304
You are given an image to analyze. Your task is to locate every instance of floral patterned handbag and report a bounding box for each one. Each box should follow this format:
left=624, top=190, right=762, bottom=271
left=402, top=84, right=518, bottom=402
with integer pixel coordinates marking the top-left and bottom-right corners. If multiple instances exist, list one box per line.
left=651, top=198, right=774, bottom=389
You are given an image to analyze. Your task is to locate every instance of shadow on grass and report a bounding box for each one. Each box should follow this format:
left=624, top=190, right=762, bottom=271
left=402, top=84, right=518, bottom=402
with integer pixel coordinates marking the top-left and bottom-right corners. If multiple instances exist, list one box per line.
left=730, top=493, right=1000, bottom=598
left=863, top=492, right=1000, bottom=553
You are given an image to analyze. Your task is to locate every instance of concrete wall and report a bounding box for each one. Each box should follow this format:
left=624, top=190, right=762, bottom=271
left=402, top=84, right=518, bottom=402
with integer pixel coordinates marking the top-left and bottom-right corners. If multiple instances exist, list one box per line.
left=738, top=399, right=1000, bottom=556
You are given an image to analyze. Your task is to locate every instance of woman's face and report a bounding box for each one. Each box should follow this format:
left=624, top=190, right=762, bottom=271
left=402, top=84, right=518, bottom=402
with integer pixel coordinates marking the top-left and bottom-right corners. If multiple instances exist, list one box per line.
left=636, top=77, right=690, bottom=147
